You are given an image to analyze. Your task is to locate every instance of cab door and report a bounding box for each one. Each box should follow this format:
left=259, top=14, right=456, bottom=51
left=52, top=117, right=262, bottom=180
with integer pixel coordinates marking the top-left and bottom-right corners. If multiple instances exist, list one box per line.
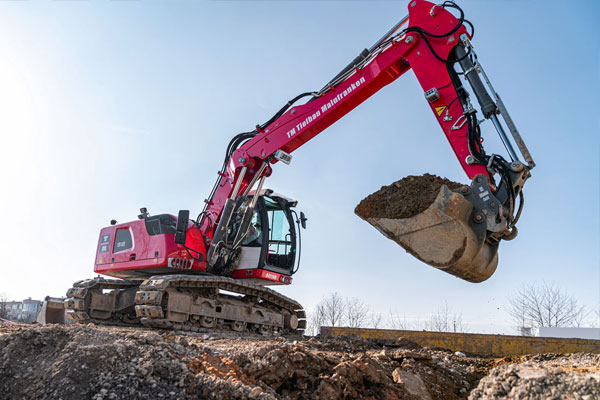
left=261, top=196, right=296, bottom=274
left=111, top=225, right=138, bottom=263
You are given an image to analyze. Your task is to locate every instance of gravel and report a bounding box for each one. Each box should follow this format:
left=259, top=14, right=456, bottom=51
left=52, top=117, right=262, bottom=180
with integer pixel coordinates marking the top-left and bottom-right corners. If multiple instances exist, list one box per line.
left=469, top=353, right=600, bottom=400
left=1, top=323, right=597, bottom=399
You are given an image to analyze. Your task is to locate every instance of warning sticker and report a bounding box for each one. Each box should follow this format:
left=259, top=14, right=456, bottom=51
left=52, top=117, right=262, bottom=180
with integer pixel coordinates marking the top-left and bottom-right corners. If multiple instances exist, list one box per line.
left=435, top=106, right=446, bottom=117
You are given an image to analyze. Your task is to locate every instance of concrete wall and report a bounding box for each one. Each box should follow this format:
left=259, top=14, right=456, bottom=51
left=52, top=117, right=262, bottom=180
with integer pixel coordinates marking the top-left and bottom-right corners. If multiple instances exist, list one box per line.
left=320, top=327, right=600, bottom=357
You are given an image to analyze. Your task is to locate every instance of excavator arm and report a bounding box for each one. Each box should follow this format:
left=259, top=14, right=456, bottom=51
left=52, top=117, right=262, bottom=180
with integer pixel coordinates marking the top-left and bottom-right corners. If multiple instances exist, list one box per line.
left=177, top=0, right=534, bottom=282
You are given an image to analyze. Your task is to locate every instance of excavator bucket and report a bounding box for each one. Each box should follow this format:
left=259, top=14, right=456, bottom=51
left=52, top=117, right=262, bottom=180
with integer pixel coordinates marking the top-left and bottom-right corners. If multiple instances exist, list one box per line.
left=357, top=182, right=499, bottom=283
left=35, top=297, right=68, bottom=324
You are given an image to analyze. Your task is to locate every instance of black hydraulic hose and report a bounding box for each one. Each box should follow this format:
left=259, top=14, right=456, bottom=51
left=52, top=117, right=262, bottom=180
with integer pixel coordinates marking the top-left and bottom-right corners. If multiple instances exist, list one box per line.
left=258, top=92, right=317, bottom=131
left=226, top=131, right=256, bottom=160
left=467, top=112, right=484, bottom=163
left=446, top=57, right=467, bottom=99
left=200, top=129, right=257, bottom=226
left=511, top=191, right=524, bottom=227
left=319, top=48, right=370, bottom=93
left=405, top=2, right=464, bottom=39
left=402, top=2, right=473, bottom=65
left=455, top=45, right=497, bottom=118
left=463, top=19, right=474, bottom=37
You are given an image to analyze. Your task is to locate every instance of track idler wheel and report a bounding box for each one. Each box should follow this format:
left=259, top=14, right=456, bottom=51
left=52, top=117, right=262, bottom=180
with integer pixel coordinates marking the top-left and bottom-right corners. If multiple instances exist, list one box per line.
left=231, top=321, right=247, bottom=332
left=199, top=316, right=216, bottom=328
left=256, top=324, right=271, bottom=335
left=284, top=313, right=299, bottom=330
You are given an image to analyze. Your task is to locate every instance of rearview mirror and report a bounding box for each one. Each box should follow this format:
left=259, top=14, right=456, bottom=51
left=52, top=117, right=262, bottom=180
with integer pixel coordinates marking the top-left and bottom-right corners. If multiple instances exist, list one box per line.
left=174, top=210, right=189, bottom=244
left=300, top=211, right=307, bottom=229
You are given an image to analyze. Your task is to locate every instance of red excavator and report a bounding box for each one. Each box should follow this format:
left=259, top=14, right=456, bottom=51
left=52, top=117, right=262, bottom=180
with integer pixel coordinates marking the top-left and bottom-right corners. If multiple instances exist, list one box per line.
left=65, top=0, right=534, bottom=334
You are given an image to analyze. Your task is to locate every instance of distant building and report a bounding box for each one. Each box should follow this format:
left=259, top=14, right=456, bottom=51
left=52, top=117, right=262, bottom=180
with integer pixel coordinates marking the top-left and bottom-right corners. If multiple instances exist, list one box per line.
left=5, top=298, right=42, bottom=323
left=520, top=327, right=533, bottom=336
left=5, top=301, right=23, bottom=320
left=537, top=327, right=600, bottom=340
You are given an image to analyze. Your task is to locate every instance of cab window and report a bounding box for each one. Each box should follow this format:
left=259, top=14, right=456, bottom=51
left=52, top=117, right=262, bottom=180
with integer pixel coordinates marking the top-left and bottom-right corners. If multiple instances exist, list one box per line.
left=114, top=228, right=133, bottom=252
left=242, top=211, right=262, bottom=247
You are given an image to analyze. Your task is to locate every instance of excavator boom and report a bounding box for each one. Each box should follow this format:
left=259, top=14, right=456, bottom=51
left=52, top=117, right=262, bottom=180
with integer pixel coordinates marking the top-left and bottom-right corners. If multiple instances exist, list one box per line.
left=179, top=0, right=534, bottom=282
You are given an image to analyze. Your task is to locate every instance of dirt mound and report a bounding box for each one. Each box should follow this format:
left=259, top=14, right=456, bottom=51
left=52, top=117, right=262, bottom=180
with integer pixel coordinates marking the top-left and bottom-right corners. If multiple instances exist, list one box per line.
left=0, top=324, right=487, bottom=400
left=355, top=173, right=463, bottom=219
left=469, top=354, right=600, bottom=399
left=1, top=324, right=596, bottom=399
left=0, top=325, right=193, bottom=400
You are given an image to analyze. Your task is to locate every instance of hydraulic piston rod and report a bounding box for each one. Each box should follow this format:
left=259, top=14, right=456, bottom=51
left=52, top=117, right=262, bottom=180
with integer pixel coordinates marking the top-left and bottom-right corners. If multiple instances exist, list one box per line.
left=490, top=113, right=519, bottom=162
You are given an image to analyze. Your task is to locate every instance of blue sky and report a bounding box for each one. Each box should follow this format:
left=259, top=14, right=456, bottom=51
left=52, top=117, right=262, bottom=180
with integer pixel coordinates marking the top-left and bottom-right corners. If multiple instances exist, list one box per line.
left=0, top=0, right=598, bottom=333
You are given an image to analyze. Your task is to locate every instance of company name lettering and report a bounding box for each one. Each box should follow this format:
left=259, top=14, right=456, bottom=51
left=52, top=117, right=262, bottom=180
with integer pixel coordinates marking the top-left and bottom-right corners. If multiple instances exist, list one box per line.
left=286, top=76, right=366, bottom=138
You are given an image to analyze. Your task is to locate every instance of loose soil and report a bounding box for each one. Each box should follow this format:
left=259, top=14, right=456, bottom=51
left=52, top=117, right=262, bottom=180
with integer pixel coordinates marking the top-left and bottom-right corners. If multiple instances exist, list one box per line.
left=1, top=322, right=598, bottom=399
left=355, top=174, right=463, bottom=220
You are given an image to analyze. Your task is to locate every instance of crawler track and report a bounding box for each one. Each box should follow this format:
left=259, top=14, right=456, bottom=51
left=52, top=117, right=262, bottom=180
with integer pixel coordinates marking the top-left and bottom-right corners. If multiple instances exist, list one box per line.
left=65, top=275, right=306, bottom=335
left=65, top=278, right=142, bottom=327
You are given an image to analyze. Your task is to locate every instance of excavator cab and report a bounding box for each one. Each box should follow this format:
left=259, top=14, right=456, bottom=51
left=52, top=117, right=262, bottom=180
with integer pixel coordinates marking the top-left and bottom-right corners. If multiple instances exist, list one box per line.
left=231, top=191, right=303, bottom=285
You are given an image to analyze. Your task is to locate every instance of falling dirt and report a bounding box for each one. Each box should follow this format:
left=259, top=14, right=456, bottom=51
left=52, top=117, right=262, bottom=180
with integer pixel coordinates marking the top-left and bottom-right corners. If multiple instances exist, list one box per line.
left=354, top=173, right=463, bottom=220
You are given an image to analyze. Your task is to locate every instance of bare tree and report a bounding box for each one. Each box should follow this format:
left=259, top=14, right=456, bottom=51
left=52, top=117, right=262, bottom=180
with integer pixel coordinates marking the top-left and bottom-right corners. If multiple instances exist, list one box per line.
left=388, top=309, right=411, bottom=330
left=509, top=291, right=532, bottom=334
left=0, top=293, right=8, bottom=320
left=313, top=292, right=346, bottom=328
left=308, top=293, right=393, bottom=332
left=309, top=293, right=385, bottom=332
left=592, top=308, right=600, bottom=328
left=345, top=297, right=370, bottom=328
left=573, top=307, right=592, bottom=328
left=425, top=302, right=467, bottom=333
left=508, top=282, right=586, bottom=331
left=306, top=303, right=327, bottom=336
left=370, top=313, right=384, bottom=329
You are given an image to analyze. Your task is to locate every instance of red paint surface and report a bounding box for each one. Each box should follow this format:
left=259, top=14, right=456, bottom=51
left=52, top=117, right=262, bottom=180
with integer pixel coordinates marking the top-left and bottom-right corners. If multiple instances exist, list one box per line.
left=94, top=219, right=206, bottom=279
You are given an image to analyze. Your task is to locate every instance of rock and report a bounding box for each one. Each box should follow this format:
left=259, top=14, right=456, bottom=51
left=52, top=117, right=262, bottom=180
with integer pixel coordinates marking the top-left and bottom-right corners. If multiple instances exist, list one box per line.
left=516, top=367, right=547, bottom=380
left=391, top=349, right=432, bottom=361
left=455, top=351, right=466, bottom=358
left=392, top=369, right=433, bottom=400
left=248, top=387, right=262, bottom=399
left=291, top=352, right=305, bottom=363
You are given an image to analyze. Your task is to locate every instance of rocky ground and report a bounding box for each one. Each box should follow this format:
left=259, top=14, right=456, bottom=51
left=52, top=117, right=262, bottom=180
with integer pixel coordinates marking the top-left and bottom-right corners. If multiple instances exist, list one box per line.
left=469, top=353, right=600, bottom=400
left=0, top=322, right=598, bottom=399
